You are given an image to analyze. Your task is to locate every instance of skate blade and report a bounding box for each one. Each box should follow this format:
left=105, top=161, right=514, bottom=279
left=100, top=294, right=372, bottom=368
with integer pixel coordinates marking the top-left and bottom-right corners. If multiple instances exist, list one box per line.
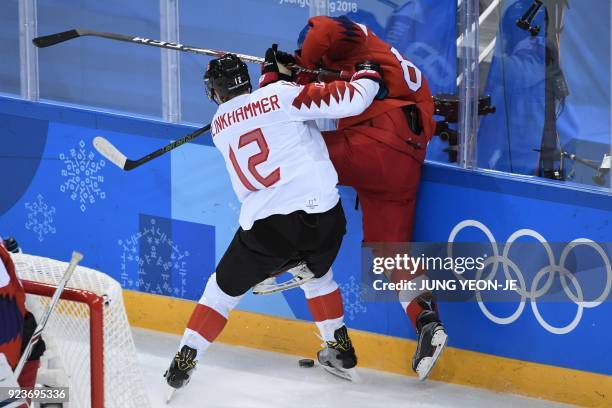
left=165, top=387, right=176, bottom=404
left=252, top=273, right=314, bottom=295
left=416, top=329, right=448, bottom=381
left=321, top=364, right=361, bottom=382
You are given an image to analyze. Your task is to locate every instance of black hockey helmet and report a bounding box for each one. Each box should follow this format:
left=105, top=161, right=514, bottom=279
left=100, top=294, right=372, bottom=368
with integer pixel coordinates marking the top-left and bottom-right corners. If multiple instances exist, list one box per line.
left=204, top=54, right=252, bottom=104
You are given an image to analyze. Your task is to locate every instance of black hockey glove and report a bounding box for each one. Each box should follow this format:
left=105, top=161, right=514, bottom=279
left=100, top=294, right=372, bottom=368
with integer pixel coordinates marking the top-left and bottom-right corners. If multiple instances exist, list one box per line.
left=353, top=61, right=388, bottom=100
left=259, top=44, right=295, bottom=87
left=2, top=236, right=20, bottom=253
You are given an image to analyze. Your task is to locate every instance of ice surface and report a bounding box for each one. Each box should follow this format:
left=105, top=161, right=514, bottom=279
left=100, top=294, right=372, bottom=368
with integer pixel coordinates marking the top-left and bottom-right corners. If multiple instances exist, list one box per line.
left=133, top=328, right=566, bottom=408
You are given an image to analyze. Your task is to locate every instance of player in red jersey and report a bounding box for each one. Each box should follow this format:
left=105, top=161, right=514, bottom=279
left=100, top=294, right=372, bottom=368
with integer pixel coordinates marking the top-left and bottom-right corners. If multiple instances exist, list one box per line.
left=0, top=237, right=44, bottom=406
left=262, top=15, right=447, bottom=380
left=0, top=240, right=26, bottom=377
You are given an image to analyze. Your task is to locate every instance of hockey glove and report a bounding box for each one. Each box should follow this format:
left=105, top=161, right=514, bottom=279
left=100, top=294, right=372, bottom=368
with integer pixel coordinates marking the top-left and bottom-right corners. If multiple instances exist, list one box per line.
left=259, top=44, right=295, bottom=87
left=353, top=61, right=388, bottom=100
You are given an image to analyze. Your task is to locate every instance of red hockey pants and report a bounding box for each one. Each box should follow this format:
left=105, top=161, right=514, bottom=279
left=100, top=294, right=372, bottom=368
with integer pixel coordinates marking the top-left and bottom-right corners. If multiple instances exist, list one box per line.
left=323, top=107, right=427, bottom=242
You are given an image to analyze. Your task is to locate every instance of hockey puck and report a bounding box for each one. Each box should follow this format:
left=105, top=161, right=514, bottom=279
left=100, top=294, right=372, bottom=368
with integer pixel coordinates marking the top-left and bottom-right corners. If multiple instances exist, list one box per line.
left=299, top=358, right=315, bottom=368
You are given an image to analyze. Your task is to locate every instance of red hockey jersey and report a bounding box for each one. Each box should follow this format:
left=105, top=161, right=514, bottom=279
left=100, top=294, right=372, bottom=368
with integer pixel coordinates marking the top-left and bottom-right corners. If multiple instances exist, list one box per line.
left=299, top=15, right=435, bottom=136
left=0, top=244, right=26, bottom=369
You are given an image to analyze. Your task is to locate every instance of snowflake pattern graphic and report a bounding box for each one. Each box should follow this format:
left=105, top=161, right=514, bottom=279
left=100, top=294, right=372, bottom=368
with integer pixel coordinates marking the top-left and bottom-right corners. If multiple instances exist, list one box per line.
left=60, top=139, right=106, bottom=212
left=339, top=275, right=367, bottom=321
left=25, top=194, right=57, bottom=242
left=118, top=218, right=190, bottom=297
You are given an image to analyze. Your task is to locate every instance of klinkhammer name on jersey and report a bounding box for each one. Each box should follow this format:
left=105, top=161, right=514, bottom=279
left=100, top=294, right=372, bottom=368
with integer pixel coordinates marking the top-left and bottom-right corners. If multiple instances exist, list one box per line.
left=212, top=95, right=281, bottom=135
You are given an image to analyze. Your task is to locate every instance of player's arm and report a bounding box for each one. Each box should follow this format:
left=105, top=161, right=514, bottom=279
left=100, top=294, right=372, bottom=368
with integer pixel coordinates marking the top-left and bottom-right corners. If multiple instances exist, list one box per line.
left=286, top=66, right=381, bottom=121
left=284, top=60, right=387, bottom=121
left=258, top=45, right=385, bottom=120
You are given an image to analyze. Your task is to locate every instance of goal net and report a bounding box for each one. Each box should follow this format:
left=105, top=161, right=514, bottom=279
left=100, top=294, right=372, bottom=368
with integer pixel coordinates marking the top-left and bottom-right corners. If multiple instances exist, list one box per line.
left=11, top=253, right=150, bottom=408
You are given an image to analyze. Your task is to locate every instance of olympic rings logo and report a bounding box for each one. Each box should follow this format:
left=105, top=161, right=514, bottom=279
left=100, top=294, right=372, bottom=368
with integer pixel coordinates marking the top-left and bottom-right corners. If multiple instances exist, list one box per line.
left=447, top=220, right=612, bottom=335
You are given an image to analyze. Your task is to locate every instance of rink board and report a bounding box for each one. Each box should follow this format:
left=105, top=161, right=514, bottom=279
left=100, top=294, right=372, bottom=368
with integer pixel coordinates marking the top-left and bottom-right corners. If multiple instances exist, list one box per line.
left=1, top=96, right=611, bottom=406
left=124, top=290, right=611, bottom=407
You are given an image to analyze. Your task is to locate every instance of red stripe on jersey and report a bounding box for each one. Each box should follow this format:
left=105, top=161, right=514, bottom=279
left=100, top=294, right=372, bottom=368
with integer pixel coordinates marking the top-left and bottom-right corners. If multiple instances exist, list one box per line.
left=306, top=288, right=344, bottom=322
left=292, top=82, right=357, bottom=110
left=187, top=304, right=228, bottom=343
left=0, top=246, right=26, bottom=369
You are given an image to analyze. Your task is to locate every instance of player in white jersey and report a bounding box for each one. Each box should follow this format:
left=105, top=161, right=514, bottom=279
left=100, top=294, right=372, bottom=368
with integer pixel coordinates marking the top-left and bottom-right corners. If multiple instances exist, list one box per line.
left=164, top=52, right=384, bottom=392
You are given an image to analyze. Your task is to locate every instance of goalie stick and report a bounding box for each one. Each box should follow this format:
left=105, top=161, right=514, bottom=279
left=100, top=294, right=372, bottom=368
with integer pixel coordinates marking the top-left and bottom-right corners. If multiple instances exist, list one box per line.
left=32, top=28, right=342, bottom=78
left=93, top=123, right=210, bottom=171
left=12, top=251, right=84, bottom=380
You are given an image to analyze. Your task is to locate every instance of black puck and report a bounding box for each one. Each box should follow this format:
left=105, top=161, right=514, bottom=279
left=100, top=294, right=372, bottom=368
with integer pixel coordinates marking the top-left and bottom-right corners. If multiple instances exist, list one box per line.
left=299, top=358, right=314, bottom=368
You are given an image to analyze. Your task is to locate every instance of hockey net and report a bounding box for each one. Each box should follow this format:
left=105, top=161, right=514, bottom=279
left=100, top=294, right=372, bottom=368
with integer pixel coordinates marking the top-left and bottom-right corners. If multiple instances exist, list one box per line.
left=11, top=253, right=149, bottom=408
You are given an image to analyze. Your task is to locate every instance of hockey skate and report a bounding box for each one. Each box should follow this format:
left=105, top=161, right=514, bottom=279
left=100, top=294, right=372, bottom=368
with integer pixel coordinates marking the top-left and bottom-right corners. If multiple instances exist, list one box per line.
left=412, top=298, right=448, bottom=381
left=164, top=345, right=197, bottom=403
left=317, top=326, right=360, bottom=382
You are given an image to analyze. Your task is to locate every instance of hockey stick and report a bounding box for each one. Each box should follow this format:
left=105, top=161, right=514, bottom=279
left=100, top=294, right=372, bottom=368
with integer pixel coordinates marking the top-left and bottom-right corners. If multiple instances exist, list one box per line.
left=13, top=251, right=84, bottom=380
left=93, top=123, right=210, bottom=171
left=32, top=28, right=340, bottom=77
left=33, top=29, right=265, bottom=64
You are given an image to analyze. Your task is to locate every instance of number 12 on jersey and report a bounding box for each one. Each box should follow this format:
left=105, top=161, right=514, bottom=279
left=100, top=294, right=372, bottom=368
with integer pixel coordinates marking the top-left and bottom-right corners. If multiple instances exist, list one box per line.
left=229, top=128, right=281, bottom=191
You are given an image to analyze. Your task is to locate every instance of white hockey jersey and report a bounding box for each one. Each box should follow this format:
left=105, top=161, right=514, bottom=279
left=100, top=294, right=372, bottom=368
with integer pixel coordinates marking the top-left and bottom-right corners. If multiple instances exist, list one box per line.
left=211, top=78, right=379, bottom=230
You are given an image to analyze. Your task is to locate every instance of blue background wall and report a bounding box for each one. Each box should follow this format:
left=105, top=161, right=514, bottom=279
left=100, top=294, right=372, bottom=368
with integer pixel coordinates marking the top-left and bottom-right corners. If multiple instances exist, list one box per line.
left=1, top=0, right=610, bottom=381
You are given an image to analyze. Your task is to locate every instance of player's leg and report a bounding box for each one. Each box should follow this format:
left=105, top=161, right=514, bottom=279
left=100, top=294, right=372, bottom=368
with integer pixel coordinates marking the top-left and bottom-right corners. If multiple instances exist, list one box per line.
left=358, top=188, right=447, bottom=380
left=325, top=109, right=447, bottom=380
left=301, top=269, right=358, bottom=379
left=324, top=114, right=434, bottom=320
left=301, top=269, right=345, bottom=344
left=165, top=229, right=282, bottom=389
left=322, top=108, right=428, bottom=192
left=165, top=272, right=244, bottom=388
left=297, top=202, right=358, bottom=379
left=322, top=125, right=385, bottom=189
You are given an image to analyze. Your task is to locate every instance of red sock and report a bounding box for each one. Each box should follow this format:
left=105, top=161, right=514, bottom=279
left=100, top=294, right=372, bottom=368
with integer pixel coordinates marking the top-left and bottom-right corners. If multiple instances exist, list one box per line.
left=306, top=288, right=345, bottom=342
left=406, top=300, right=425, bottom=328
left=306, top=288, right=344, bottom=322
left=187, top=304, right=228, bottom=343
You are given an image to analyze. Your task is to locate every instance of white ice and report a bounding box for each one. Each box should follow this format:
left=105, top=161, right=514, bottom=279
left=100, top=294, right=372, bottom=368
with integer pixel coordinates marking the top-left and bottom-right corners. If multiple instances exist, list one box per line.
left=133, top=328, right=566, bottom=408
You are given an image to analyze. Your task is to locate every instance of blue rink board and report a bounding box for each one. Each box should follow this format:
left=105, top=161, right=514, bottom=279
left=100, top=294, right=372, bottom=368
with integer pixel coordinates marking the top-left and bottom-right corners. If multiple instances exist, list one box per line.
left=0, top=96, right=610, bottom=376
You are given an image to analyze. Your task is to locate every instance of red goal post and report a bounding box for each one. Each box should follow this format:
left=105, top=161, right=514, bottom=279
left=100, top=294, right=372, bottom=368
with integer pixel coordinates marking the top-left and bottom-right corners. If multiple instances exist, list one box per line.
left=21, top=280, right=105, bottom=408
left=13, top=253, right=149, bottom=408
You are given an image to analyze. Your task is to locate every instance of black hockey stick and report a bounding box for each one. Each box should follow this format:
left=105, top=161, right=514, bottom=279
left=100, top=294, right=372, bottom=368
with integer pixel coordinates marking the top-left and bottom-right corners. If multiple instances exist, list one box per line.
left=32, top=28, right=342, bottom=78
left=93, top=123, right=211, bottom=171
left=33, top=28, right=265, bottom=64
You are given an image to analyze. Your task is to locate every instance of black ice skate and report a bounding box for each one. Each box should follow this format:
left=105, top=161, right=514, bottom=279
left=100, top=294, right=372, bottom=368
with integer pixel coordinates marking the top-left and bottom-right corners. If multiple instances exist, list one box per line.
left=412, top=295, right=448, bottom=381
left=164, top=345, right=198, bottom=402
left=317, top=326, right=359, bottom=381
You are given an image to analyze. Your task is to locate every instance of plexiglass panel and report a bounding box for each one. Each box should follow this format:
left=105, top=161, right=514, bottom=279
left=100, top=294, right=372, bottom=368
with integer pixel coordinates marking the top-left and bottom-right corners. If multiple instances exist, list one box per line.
left=477, top=0, right=611, bottom=189
left=0, top=0, right=20, bottom=95
left=4, top=0, right=610, bottom=191
left=178, top=0, right=310, bottom=124
left=344, top=0, right=458, bottom=163
left=36, top=0, right=163, bottom=118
